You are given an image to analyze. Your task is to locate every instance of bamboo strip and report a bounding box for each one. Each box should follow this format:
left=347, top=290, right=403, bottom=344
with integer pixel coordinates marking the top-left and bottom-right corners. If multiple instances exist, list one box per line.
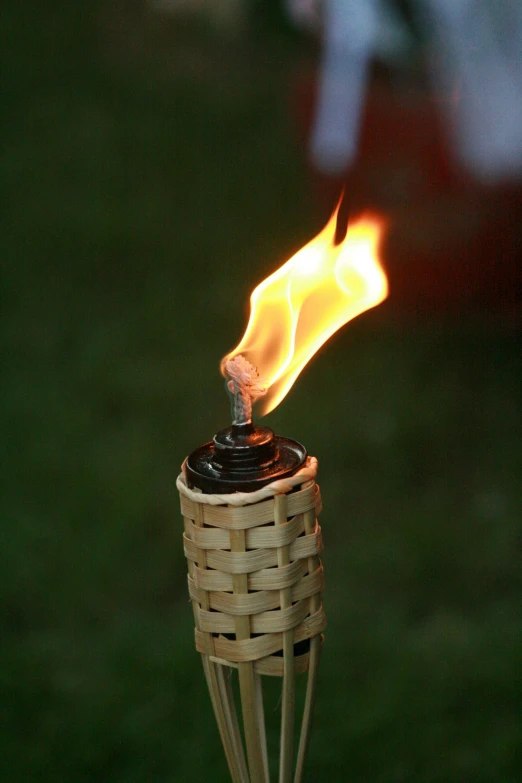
left=183, top=528, right=322, bottom=573
left=217, top=666, right=250, bottom=783
left=198, top=598, right=310, bottom=635
left=188, top=507, right=249, bottom=783
left=294, top=506, right=322, bottom=783
left=209, top=648, right=317, bottom=677
left=180, top=483, right=317, bottom=529
left=255, top=671, right=270, bottom=780
left=275, top=494, right=295, bottom=783
left=230, top=528, right=270, bottom=783
left=186, top=514, right=304, bottom=550
left=192, top=558, right=310, bottom=593
left=194, top=607, right=326, bottom=662
left=188, top=566, right=323, bottom=616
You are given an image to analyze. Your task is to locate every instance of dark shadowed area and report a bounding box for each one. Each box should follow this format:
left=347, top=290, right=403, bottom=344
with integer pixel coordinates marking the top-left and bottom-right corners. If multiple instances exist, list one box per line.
left=2, top=2, right=521, bottom=781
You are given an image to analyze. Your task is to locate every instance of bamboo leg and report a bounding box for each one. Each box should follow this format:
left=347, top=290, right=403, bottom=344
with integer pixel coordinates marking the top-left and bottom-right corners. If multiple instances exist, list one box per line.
left=293, top=638, right=321, bottom=783
left=293, top=506, right=322, bottom=783
left=230, top=529, right=270, bottom=783
left=254, top=671, right=270, bottom=777
left=274, top=495, right=295, bottom=783
left=185, top=512, right=249, bottom=783
left=217, top=665, right=250, bottom=783
left=202, top=657, right=247, bottom=783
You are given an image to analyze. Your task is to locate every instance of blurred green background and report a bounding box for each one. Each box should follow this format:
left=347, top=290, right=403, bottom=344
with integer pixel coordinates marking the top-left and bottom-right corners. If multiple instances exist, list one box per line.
left=2, top=3, right=521, bottom=781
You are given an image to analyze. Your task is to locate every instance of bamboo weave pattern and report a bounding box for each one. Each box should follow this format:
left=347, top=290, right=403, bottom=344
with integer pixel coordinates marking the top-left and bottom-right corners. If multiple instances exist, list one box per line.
left=180, top=479, right=325, bottom=676
left=178, top=461, right=325, bottom=782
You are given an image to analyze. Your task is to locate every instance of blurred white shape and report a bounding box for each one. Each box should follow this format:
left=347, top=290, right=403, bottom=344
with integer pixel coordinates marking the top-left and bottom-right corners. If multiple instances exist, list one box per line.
left=309, top=0, right=522, bottom=182
left=423, top=0, right=522, bottom=182
left=310, top=0, right=379, bottom=174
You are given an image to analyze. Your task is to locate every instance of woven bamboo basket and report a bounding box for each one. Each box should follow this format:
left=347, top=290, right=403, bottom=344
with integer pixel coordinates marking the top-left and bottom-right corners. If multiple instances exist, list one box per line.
left=177, top=457, right=326, bottom=783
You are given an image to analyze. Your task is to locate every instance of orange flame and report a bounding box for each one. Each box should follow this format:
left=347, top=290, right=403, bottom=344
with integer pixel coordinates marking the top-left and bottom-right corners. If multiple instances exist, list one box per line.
left=221, top=205, right=388, bottom=415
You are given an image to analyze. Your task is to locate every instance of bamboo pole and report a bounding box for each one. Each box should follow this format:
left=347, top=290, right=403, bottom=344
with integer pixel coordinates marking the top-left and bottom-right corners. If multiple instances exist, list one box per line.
left=230, top=528, right=270, bottom=783
left=293, top=505, right=322, bottom=783
left=274, top=494, right=295, bottom=783
left=187, top=507, right=249, bottom=783
left=179, top=467, right=325, bottom=783
left=217, top=664, right=249, bottom=781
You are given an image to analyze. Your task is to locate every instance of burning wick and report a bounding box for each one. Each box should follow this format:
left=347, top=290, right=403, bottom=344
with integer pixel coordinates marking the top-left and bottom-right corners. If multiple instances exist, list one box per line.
left=225, top=355, right=266, bottom=425
left=221, top=202, right=388, bottom=416
left=334, top=189, right=350, bottom=246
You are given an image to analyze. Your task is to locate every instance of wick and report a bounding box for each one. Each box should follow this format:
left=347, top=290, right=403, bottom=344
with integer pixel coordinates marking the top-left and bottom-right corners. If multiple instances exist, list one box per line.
left=224, top=355, right=266, bottom=425
left=334, top=187, right=350, bottom=246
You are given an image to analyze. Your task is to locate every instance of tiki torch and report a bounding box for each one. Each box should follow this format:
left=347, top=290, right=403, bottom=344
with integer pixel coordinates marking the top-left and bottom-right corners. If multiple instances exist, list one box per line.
left=177, top=203, right=388, bottom=783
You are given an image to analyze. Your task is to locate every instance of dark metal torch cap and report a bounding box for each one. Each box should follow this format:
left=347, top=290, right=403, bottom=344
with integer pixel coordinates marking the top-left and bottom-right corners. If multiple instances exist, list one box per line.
left=185, top=421, right=307, bottom=494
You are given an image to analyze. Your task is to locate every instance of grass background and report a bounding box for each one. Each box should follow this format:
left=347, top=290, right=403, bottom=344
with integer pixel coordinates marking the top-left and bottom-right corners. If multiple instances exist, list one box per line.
left=2, top=3, right=521, bottom=781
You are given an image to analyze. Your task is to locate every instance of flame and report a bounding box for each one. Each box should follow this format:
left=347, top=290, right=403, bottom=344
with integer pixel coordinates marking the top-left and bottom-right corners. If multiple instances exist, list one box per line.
left=221, top=204, right=388, bottom=415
